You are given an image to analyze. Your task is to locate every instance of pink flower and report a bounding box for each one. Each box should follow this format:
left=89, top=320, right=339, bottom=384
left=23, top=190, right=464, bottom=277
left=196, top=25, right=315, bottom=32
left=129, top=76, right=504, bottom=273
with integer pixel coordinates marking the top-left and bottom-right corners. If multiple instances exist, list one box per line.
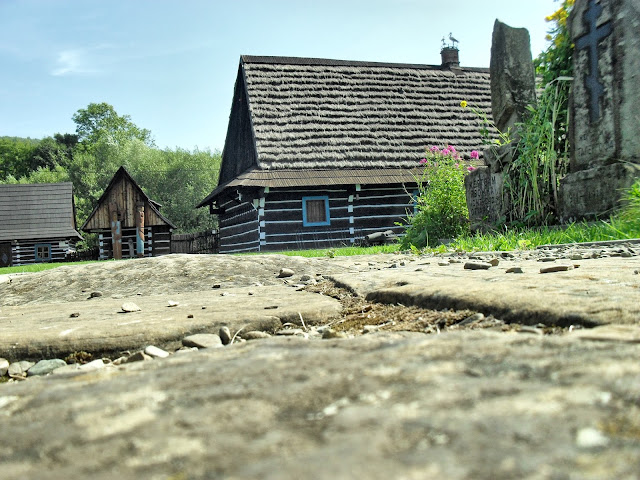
left=442, top=148, right=451, bottom=155
left=470, top=150, right=479, bottom=160
left=467, top=166, right=476, bottom=172
left=430, top=146, right=440, bottom=152
left=448, top=145, right=457, bottom=153
left=419, top=158, right=428, bottom=164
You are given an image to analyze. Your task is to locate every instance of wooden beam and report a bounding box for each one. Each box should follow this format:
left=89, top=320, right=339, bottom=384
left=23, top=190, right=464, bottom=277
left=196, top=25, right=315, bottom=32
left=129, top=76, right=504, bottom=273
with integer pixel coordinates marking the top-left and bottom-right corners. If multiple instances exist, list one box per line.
left=109, top=201, right=122, bottom=260
left=135, top=202, right=145, bottom=257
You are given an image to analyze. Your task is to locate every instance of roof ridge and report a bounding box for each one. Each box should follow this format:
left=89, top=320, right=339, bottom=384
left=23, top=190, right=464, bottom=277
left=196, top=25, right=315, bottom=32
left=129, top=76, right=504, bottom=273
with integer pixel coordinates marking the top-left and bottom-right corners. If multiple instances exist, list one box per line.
left=241, top=55, right=489, bottom=73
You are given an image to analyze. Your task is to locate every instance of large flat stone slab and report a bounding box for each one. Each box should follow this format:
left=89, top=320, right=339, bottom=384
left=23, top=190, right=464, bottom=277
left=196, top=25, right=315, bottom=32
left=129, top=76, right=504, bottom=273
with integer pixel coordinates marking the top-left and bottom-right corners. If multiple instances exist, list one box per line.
left=0, top=286, right=341, bottom=361
left=329, top=256, right=640, bottom=326
left=1, top=331, right=639, bottom=479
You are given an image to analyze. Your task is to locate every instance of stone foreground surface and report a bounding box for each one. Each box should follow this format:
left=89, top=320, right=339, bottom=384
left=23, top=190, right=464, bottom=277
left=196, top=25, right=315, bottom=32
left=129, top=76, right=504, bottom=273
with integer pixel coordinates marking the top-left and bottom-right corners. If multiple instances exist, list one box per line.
left=1, top=331, right=639, bottom=480
left=0, top=250, right=639, bottom=479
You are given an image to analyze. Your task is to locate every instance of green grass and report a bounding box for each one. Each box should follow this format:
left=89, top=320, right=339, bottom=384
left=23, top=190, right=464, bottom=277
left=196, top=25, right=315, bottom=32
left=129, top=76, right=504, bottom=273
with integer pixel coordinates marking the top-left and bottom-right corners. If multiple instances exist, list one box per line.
left=252, top=244, right=401, bottom=258
left=0, top=260, right=98, bottom=275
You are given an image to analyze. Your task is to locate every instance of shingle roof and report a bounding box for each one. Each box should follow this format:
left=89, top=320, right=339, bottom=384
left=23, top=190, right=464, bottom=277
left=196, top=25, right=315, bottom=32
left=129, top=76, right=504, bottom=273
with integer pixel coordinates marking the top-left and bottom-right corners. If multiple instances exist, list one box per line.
left=242, top=55, right=494, bottom=169
left=201, top=54, right=495, bottom=206
left=198, top=168, right=422, bottom=207
left=0, top=182, right=82, bottom=242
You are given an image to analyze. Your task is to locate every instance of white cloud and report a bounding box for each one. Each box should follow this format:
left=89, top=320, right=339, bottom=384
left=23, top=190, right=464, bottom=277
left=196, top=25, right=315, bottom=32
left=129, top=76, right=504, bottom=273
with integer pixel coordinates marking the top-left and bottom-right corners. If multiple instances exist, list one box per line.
left=51, top=48, right=100, bottom=76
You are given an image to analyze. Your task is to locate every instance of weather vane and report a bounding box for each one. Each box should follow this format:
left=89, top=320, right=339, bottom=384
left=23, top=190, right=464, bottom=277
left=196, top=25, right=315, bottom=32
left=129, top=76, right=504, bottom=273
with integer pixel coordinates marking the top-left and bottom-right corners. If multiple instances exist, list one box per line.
left=448, top=32, right=459, bottom=48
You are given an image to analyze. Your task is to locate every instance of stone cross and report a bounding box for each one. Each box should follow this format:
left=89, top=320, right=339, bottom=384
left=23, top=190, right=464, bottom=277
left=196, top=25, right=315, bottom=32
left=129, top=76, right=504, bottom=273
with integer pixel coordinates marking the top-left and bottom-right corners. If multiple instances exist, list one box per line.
left=574, top=0, right=612, bottom=122
left=560, top=0, right=640, bottom=221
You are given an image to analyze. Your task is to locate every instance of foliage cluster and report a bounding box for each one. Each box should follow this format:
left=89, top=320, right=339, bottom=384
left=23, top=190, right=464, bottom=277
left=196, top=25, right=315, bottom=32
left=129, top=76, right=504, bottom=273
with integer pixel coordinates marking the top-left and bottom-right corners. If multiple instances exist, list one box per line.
left=505, top=78, right=571, bottom=225
left=1, top=103, right=221, bottom=239
left=441, top=179, right=640, bottom=252
left=503, top=0, right=574, bottom=225
left=400, top=146, right=473, bottom=249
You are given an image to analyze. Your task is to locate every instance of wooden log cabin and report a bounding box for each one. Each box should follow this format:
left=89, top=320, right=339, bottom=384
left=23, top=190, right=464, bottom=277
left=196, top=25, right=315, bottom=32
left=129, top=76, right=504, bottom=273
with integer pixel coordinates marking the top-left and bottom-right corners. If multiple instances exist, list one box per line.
left=198, top=49, right=495, bottom=253
left=0, top=182, right=82, bottom=267
left=82, top=166, right=175, bottom=259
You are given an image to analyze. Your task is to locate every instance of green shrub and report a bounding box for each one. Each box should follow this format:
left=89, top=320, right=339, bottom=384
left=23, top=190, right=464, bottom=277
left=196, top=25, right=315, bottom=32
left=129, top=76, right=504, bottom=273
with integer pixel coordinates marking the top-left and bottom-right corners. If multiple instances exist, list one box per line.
left=400, top=146, right=473, bottom=249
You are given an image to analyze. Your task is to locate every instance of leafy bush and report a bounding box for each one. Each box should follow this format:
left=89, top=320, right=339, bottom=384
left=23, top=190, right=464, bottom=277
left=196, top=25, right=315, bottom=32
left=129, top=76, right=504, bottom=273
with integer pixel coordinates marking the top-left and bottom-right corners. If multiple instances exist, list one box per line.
left=400, top=146, right=473, bottom=249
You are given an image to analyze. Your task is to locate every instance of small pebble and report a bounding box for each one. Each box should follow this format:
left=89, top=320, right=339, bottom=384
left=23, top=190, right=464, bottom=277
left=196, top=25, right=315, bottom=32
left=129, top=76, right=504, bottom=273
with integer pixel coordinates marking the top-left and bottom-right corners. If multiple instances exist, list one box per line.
left=126, top=351, right=152, bottom=363
left=27, top=359, right=67, bottom=376
left=505, top=267, right=524, bottom=274
left=540, top=265, right=574, bottom=274
left=575, top=428, right=610, bottom=449
left=183, top=334, right=223, bottom=349
left=243, top=331, right=271, bottom=340
left=144, top=345, right=170, bottom=359
left=488, top=258, right=500, bottom=267
left=277, top=268, right=295, bottom=278
left=167, top=300, right=179, bottom=307
left=70, top=312, right=80, bottom=318
left=121, top=302, right=141, bottom=313
left=464, top=262, right=493, bottom=270
left=0, top=358, right=9, bottom=376
left=219, top=326, right=232, bottom=345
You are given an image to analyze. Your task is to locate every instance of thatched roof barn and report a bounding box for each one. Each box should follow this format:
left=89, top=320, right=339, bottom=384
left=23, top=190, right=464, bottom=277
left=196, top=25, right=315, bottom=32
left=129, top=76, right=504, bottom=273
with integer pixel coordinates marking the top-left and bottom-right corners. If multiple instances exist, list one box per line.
left=199, top=51, right=494, bottom=253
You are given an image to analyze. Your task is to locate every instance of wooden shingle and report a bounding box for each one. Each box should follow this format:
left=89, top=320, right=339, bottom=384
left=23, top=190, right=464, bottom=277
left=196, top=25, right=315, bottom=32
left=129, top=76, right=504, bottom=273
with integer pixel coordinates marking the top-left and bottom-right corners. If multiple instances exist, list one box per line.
left=0, top=183, right=81, bottom=242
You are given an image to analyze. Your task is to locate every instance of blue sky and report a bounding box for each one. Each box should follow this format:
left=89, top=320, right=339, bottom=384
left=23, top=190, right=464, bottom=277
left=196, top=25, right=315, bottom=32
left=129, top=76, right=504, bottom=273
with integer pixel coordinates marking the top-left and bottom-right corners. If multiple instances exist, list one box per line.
left=0, top=0, right=559, bottom=152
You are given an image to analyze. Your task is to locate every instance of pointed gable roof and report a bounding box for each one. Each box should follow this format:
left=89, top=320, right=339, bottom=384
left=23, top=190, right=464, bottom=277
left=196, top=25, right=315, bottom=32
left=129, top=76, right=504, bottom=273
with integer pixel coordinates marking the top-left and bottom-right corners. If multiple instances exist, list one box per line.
left=81, top=166, right=176, bottom=231
left=200, top=54, right=494, bottom=207
left=0, top=182, right=82, bottom=241
left=243, top=55, right=492, bottom=168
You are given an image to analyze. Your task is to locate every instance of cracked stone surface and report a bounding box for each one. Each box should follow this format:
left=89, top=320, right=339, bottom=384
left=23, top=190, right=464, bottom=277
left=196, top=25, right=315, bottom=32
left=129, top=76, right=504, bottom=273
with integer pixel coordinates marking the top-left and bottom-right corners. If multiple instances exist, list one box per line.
left=0, top=251, right=639, bottom=479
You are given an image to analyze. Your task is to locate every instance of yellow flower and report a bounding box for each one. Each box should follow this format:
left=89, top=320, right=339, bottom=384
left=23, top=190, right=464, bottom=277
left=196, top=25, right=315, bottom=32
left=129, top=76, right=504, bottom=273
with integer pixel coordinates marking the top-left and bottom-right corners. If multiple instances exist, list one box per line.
left=460, top=100, right=468, bottom=108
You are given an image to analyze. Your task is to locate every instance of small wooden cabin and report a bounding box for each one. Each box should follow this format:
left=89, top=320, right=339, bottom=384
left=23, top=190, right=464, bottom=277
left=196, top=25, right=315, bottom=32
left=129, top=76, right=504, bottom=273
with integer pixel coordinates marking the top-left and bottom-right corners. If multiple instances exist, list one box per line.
left=0, top=182, right=82, bottom=266
left=198, top=51, right=494, bottom=253
left=82, top=166, right=176, bottom=259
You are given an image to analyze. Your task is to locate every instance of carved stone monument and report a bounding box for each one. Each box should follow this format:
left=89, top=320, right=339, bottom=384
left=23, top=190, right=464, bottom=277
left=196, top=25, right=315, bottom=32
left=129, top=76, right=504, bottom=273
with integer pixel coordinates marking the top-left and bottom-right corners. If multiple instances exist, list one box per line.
left=466, top=21, right=535, bottom=230
left=559, top=0, right=640, bottom=219
left=489, top=20, right=537, bottom=134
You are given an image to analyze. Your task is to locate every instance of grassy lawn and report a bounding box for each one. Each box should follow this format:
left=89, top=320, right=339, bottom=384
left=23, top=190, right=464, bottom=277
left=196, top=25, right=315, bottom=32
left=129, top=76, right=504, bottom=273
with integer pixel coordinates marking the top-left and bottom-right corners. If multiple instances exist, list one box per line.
left=0, top=260, right=99, bottom=275
left=447, top=220, right=640, bottom=252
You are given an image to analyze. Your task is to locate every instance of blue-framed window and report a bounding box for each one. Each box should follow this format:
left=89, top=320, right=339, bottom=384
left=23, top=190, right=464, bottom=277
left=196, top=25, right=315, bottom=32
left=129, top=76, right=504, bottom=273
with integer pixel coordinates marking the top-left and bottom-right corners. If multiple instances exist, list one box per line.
left=412, top=189, right=420, bottom=214
left=34, top=243, right=52, bottom=262
left=302, top=196, right=331, bottom=226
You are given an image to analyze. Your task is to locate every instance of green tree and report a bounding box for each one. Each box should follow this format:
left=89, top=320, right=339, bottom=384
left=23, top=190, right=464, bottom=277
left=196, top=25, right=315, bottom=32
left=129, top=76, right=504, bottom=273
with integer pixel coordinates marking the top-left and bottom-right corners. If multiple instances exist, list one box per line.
left=72, top=102, right=154, bottom=149
left=0, top=136, right=38, bottom=179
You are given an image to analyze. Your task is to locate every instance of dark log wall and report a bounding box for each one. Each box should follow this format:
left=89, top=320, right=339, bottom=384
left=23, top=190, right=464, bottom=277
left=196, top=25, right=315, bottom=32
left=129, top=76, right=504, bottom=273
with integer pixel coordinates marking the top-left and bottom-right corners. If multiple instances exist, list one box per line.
left=98, top=226, right=172, bottom=260
left=218, top=67, right=258, bottom=185
left=352, top=185, right=415, bottom=237
left=261, top=187, right=351, bottom=251
left=256, top=184, right=415, bottom=252
left=218, top=192, right=260, bottom=253
left=10, top=237, right=78, bottom=265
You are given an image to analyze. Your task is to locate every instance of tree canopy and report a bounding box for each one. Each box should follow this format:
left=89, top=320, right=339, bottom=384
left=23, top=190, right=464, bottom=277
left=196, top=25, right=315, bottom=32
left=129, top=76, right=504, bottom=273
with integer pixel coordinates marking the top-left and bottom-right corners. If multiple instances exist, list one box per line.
left=1, top=103, right=221, bottom=240
left=72, top=102, right=154, bottom=149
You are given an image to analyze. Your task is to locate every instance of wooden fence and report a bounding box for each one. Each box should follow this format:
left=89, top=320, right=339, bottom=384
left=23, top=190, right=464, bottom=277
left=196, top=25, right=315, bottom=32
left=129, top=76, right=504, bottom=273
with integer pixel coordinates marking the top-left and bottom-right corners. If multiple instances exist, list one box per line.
left=171, top=230, right=219, bottom=254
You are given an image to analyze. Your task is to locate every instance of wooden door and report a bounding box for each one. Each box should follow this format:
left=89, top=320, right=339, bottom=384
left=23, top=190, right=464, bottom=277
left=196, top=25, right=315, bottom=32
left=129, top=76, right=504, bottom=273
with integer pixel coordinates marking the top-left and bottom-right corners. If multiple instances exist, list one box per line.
left=0, top=243, right=12, bottom=267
